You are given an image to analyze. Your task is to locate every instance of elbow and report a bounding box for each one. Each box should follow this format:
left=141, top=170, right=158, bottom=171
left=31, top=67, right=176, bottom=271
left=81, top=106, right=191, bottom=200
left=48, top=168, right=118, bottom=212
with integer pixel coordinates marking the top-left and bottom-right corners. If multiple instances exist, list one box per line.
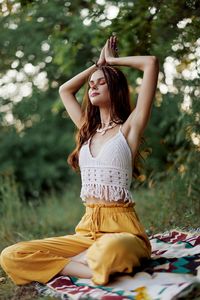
left=59, top=82, right=75, bottom=96
left=59, top=83, right=71, bottom=95
left=149, top=56, right=159, bottom=67
left=59, top=84, right=65, bottom=95
left=146, top=56, right=159, bottom=74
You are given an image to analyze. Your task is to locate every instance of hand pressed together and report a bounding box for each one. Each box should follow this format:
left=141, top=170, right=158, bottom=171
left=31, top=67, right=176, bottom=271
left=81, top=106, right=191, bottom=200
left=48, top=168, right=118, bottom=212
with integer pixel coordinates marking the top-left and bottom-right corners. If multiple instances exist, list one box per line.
left=97, top=35, right=118, bottom=66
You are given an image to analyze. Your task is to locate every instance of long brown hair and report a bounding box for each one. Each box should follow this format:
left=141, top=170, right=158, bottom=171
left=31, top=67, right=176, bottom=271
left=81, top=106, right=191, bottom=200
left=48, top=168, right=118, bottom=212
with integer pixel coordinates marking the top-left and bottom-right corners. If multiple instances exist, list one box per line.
left=67, top=65, right=144, bottom=178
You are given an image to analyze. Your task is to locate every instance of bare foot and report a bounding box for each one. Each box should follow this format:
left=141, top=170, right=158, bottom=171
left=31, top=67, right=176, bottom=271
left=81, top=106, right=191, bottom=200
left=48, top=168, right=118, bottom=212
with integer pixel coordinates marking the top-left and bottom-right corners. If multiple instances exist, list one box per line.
left=59, top=261, right=92, bottom=279
left=71, top=250, right=88, bottom=266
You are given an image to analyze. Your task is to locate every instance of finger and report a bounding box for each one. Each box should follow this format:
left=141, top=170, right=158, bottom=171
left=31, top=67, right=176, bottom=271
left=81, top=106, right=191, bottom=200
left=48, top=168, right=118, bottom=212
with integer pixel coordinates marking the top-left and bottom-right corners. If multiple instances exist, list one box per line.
left=114, top=35, right=117, bottom=46
left=105, top=39, right=110, bottom=52
left=112, top=36, right=115, bottom=49
left=110, top=36, right=115, bottom=50
left=113, top=36, right=116, bottom=50
left=110, top=37, right=112, bottom=48
left=107, top=38, right=110, bottom=49
left=113, top=36, right=118, bottom=52
left=109, top=36, right=112, bottom=48
left=112, top=32, right=116, bottom=43
left=113, top=36, right=116, bottom=49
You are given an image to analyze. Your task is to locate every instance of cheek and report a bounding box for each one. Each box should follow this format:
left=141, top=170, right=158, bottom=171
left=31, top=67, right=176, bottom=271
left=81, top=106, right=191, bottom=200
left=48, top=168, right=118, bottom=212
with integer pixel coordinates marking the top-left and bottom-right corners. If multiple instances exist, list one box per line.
left=101, top=85, right=109, bottom=96
left=104, top=88, right=111, bottom=100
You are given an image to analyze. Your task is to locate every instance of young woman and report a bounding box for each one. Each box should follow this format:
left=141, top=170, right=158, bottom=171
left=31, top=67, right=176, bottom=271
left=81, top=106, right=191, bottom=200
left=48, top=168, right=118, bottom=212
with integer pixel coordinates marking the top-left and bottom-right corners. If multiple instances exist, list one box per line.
left=0, top=36, right=159, bottom=286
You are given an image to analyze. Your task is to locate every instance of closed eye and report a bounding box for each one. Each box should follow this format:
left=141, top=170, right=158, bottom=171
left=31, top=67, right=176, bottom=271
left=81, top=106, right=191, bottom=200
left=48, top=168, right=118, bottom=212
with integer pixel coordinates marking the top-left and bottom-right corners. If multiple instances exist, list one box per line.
left=99, top=80, right=106, bottom=85
left=88, top=78, right=106, bottom=87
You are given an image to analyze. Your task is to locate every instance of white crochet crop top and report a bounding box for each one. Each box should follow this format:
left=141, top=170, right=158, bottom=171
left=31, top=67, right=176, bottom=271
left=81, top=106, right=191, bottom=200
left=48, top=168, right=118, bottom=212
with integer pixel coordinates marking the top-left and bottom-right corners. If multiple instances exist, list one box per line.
left=78, top=125, right=134, bottom=203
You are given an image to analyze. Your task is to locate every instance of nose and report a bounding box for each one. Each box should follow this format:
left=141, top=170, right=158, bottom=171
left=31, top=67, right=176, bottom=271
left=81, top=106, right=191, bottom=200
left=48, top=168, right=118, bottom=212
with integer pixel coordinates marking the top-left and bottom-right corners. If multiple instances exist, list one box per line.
left=91, top=84, right=98, bottom=90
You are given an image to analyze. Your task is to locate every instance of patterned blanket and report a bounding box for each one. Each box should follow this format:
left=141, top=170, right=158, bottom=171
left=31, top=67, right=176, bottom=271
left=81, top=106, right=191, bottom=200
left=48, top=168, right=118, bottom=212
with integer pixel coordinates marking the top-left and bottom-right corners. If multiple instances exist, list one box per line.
left=35, top=230, right=200, bottom=300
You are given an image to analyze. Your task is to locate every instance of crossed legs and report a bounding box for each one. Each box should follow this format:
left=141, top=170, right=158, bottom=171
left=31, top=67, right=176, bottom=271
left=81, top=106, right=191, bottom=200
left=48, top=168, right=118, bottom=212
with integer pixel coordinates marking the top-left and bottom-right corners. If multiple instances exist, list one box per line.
left=0, top=232, right=150, bottom=286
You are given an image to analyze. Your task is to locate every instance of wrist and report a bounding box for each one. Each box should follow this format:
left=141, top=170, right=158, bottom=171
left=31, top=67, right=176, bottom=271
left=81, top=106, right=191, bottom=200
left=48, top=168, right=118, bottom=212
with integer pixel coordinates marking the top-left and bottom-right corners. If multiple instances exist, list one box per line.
left=107, top=57, right=117, bottom=66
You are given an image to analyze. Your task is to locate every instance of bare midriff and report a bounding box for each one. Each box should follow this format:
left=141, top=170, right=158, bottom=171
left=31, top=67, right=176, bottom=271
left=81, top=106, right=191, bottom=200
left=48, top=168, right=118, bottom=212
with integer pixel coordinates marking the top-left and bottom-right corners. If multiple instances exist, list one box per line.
left=84, top=196, right=130, bottom=205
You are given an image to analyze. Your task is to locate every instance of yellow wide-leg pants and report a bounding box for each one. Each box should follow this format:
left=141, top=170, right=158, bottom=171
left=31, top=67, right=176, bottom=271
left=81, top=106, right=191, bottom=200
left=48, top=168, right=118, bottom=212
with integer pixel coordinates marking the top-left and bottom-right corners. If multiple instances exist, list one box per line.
left=0, top=202, right=151, bottom=286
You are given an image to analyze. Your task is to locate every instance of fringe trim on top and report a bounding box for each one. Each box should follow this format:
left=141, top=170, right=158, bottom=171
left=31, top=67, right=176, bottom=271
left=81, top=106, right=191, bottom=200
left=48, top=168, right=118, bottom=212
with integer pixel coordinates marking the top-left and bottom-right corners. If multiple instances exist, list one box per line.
left=80, top=183, right=134, bottom=202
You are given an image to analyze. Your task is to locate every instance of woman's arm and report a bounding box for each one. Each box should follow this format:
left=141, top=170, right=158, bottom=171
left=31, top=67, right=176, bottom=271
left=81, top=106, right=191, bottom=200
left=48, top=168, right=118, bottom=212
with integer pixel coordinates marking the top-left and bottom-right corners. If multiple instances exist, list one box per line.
left=59, top=64, right=96, bottom=95
left=108, top=55, right=158, bottom=72
left=105, top=39, right=159, bottom=136
left=59, top=37, right=115, bottom=129
left=59, top=64, right=97, bottom=129
left=59, top=39, right=107, bottom=95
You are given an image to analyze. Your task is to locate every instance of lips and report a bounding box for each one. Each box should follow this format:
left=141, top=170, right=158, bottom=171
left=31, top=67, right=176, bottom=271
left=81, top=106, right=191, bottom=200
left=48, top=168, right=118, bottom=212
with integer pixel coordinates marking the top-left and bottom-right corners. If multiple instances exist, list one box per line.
left=91, top=92, right=100, bottom=97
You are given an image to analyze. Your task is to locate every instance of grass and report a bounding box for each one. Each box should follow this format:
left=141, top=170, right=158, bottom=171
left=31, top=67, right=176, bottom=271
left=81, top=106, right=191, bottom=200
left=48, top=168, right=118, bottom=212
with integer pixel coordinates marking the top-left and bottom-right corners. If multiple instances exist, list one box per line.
left=0, top=175, right=84, bottom=248
left=133, top=178, right=200, bottom=235
left=0, top=174, right=199, bottom=299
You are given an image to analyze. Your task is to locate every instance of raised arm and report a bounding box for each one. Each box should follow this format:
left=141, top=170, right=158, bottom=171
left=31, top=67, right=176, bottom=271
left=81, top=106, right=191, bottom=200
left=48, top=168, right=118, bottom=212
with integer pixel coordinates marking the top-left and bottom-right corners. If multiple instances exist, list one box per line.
left=59, top=64, right=96, bottom=129
left=105, top=38, right=159, bottom=137
left=59, top=42, right=107, bottom=129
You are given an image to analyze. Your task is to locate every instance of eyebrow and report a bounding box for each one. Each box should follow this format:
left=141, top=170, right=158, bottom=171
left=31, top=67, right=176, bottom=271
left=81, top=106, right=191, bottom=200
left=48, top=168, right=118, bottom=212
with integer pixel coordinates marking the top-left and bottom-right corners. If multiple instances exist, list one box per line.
left=89, top=77, right=105, bottom=83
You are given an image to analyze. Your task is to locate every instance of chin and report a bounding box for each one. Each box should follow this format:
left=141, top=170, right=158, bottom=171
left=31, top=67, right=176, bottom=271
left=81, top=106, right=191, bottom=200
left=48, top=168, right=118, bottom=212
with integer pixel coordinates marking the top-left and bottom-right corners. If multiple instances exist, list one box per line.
left=92, top=102, right=107, bottom=108
left=90, top=99, right=101, bottom=105
left=89, top=96, right=110, bottom=106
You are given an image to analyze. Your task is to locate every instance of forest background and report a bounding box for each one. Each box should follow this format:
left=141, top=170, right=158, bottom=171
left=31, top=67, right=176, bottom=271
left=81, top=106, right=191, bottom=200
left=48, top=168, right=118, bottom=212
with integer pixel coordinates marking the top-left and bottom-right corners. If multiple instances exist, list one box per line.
left=0, top=0, right=200, bottom=298
left=1, top=0, right=200, bottom=240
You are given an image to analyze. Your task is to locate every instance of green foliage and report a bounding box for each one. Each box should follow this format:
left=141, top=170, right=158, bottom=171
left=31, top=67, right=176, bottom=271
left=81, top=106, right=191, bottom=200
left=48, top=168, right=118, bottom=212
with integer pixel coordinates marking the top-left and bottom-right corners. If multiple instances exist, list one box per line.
left=0, top=174, right=83, bottom=249
left=0, top=0, right=199, bottom=203
left=0, top=89, right=76, bottom=198
left=134, top=173, right=200, bottom=234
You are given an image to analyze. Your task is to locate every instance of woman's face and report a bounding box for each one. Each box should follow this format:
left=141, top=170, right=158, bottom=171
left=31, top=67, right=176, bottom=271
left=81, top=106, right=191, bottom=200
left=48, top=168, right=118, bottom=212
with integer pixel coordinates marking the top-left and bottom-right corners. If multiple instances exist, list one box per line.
left=88, top=70, right=111, bottom=107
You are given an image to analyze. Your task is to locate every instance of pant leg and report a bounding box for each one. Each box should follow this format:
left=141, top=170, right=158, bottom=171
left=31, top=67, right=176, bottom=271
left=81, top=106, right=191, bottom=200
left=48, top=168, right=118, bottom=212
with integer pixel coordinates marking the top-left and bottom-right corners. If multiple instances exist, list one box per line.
left=0, top=234, right=93, bottom=285
left=0, top=203, right=151, bottom=286
left=84, top=203, right=151, bottom=286
left=86, top=232, right=150, bottom=285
